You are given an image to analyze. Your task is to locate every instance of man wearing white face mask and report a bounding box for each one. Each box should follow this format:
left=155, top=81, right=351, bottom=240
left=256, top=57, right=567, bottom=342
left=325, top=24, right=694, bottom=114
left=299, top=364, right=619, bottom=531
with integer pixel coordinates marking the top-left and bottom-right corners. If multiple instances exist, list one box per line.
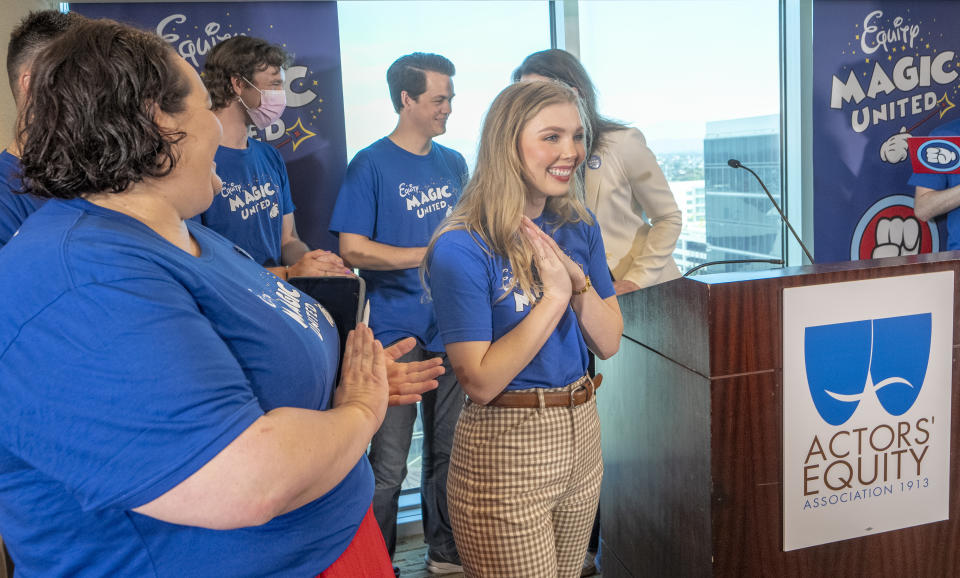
left=200, top=36, right=349, bottom=280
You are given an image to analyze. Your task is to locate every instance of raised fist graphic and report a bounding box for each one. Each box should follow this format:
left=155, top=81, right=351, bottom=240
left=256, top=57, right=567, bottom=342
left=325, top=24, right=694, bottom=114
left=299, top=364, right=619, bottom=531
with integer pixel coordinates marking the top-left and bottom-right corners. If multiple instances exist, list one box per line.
left=872, top=216, right=921, bottom=258
left=924, top=146, right=958, bottom=166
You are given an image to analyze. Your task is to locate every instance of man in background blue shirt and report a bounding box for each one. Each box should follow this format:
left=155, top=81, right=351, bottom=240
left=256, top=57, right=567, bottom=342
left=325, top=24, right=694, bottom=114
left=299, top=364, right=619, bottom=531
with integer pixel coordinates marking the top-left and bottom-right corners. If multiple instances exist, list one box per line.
left=200, top=36, right=349, bottom=280
left=329, top=52, right=467, bottom=576
left=1, top=10, right=82, bottom=248
left=909, top=119, right=960, bottom=250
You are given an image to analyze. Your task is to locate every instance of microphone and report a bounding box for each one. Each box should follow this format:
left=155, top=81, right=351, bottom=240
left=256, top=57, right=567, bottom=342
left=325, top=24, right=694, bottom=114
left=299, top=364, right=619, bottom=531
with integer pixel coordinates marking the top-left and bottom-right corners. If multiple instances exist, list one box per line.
left=727, top=159, right=815, bottom=265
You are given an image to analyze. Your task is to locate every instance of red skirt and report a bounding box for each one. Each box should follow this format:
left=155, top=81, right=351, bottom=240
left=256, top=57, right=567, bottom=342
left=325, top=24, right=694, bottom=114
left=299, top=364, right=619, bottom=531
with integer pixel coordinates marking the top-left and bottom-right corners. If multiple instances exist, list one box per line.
left=316, top=505, right=394, bottom=578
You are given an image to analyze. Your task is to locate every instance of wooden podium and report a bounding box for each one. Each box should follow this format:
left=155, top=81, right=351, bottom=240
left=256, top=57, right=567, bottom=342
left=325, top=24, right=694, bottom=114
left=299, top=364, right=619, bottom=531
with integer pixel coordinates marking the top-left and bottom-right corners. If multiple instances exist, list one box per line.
left=596, top=252, right=960, bottom=577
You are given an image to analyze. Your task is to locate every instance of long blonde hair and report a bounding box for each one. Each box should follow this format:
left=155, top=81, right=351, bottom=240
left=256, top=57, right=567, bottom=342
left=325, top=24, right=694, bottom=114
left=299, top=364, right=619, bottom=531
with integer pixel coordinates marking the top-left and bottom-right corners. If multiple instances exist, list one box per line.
left=424, top=80, right=593, bottom=302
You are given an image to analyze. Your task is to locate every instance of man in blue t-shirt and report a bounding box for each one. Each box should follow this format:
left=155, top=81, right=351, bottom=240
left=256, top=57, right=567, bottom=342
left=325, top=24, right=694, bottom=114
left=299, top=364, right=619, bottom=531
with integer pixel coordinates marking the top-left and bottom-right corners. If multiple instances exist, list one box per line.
left=329, top=52, right=467, bottom=575
left=200, top=36, right=349, bottom=280
left=0, top=10, right=81, bottom=248
left=909, top=119, right=960, bottom=250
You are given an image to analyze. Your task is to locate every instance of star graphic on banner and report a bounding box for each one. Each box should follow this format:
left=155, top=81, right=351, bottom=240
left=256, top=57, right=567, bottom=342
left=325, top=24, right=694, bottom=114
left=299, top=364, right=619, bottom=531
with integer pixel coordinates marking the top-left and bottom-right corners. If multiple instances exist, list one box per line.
left=286, top=118, right=316, bottom=152
left=938, top=93, right=955, bottom=119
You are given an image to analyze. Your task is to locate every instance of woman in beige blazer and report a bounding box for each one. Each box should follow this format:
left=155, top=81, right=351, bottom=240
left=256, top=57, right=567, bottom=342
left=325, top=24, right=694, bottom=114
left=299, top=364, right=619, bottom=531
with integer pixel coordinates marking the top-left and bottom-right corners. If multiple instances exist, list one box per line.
left=514, top=50, right=682, bottom=294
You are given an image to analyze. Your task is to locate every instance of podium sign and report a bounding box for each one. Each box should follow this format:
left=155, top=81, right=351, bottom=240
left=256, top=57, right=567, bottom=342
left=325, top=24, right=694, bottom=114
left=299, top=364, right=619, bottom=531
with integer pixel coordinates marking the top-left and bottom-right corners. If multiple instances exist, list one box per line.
left=782, top=272, right=953, bottom=551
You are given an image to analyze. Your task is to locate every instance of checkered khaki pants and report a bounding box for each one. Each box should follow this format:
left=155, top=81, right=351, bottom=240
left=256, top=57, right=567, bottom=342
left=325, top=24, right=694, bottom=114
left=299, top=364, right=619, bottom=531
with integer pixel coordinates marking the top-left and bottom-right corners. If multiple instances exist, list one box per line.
left=447, top=379, right=603, bottom=577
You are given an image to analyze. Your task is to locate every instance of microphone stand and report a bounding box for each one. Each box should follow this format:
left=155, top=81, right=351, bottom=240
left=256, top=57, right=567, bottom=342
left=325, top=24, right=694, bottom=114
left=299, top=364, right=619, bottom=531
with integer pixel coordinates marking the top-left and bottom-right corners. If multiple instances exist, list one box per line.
left=727, top=159, right=815, bottom=265
left=683, top=258, right=783, bottom=277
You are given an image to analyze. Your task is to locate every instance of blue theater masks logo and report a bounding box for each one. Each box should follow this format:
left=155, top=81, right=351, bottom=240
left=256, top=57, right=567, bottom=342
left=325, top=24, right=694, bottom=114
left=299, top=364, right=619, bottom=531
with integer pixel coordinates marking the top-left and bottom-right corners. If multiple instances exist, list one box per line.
left=804, top=313, right=931, bottom=426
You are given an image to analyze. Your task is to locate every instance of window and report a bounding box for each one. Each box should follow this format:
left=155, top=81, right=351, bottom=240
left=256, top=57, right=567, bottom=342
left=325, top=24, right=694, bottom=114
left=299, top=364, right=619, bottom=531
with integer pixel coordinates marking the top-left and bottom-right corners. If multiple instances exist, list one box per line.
left=578, top=0, right=782, bottom=274
left=338, top=1, right=551, bottom=169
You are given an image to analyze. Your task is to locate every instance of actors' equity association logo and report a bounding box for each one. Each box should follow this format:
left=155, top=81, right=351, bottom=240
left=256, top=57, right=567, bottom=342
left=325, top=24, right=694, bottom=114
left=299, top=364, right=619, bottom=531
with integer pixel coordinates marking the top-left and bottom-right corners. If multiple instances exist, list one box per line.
left=804, top=313, right=931, bottom=426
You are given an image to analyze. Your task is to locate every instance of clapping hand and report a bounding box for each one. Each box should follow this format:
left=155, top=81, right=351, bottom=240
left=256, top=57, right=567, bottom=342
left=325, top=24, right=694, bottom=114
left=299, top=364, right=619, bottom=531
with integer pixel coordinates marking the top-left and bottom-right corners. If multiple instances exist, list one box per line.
left=334, top=323, right=389, bottom=426
left=521, top=216, right=587, bottom=296
left=520, top=216, right=573, bottom=301
left=383, top=337, right=443, bottom=406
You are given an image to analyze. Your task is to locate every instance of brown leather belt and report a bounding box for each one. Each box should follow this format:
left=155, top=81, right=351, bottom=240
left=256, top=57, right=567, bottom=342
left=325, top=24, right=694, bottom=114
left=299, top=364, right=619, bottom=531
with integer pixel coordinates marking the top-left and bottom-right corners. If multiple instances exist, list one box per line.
left=487, top=374, right=603, bottom=409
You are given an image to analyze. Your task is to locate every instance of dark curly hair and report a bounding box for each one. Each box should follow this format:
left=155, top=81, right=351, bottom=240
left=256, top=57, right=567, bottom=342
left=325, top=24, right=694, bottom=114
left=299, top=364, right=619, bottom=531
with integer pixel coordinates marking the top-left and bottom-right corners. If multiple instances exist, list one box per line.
left=6, top=9, right=83, bottom=104
left=387, top=52, right=455, bottom=113
left=512, top=49, right=626, bottom=156
left=18, top=19, right=190, bottom=200
left=203, top=36, right=292, bottom=111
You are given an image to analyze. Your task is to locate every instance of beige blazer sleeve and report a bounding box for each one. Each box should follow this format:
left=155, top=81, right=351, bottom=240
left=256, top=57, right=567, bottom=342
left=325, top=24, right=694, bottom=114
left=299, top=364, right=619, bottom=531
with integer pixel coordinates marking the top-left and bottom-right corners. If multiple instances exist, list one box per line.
left=584, top=128, right=682, bottom=288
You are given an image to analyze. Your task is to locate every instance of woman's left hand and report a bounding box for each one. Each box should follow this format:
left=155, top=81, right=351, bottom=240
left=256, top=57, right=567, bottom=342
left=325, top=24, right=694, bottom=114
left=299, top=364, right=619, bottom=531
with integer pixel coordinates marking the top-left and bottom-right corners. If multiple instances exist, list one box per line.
left=384, top=337, right=443, bottom=405
left=521, top=216, right=588, bottom=293
left=287, top=249, right=355, bottom=278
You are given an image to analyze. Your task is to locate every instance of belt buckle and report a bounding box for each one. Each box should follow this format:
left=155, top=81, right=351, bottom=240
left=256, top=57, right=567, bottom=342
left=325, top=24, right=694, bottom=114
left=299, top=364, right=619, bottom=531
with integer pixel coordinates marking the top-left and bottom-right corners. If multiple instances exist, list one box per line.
left=569, top=382, right=587, bottom=408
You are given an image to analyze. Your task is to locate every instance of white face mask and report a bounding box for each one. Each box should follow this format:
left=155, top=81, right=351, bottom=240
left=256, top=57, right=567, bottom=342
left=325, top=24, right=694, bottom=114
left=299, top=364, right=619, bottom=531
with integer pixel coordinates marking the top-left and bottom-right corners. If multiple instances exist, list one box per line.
left=239, top=76, right=286, bottom=129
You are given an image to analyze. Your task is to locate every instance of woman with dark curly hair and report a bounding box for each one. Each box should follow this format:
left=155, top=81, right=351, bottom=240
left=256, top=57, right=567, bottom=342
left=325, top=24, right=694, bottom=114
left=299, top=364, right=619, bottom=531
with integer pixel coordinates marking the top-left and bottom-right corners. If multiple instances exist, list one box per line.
left=0, top=18, right=440, bottom=577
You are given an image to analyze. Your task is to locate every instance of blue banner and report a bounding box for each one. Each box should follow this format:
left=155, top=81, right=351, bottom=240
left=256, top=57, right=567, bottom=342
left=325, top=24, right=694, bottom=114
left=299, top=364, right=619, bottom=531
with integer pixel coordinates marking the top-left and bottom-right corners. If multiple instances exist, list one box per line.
left=813, top=1, right=960, bottom=262
left=71, top=2, right=346, bottom=252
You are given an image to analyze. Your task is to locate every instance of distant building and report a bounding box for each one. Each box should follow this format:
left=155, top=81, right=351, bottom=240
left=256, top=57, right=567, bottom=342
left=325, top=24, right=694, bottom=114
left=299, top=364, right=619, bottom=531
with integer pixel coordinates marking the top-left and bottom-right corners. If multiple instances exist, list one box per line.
left=702, top=114, right=782, bottom=273
left=671, top=179, right=706, bottom=274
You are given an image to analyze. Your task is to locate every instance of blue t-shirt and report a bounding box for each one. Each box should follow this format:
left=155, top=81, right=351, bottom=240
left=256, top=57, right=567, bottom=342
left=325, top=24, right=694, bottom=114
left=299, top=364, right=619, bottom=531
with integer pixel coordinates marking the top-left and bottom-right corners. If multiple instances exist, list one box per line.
left=329, top=137, right=468, bottom=351
left=199, top=138, right=295, bottom=266
left=427, top=211, right=615, bottom=390
left=0, top=149, right=45, bottom=249
left=908, top=118, right=960, bottom=250
left=0, top=198, right=372, bottom=577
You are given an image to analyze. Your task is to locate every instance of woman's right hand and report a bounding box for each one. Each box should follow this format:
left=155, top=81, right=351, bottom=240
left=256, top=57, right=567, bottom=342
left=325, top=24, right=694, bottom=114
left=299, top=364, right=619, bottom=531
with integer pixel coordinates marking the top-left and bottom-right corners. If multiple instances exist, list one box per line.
left=522, top=218, right=572, bottom=302
left=522, top=216, right=588, bottom=292
left=383, top=337, right=443, bottom=406
left=333, top=323, right=389, bottom=427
